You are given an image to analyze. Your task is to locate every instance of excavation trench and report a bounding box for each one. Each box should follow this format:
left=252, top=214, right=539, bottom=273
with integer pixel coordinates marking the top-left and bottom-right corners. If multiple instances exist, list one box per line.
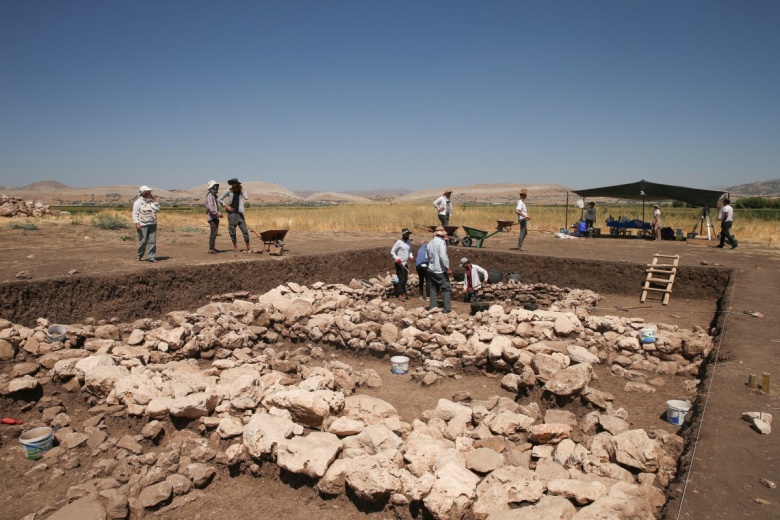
left=0, top=247, right=729, bottom=327
left=0, top=248, right=733, bottom=519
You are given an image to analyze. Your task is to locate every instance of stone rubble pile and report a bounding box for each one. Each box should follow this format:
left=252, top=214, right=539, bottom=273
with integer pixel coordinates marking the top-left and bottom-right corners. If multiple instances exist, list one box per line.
left=0, top=194, right=56, bottom=218
left=0, top=279, right=711, bottom=519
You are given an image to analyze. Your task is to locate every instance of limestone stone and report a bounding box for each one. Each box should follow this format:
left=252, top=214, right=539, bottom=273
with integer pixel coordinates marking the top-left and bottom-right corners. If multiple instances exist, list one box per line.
left=276, top=432, right=342, bottom=478
left=216, top=416, right=244, bottom=438
left=423, top=462, right=480, bottom=520
left=327, top=416, right=365, bottom=436
left=48, top=496, right=107, bottom=520
left=186, top=462, right=216, bottom=488
left=571, top=481, right=657, bottom=519
left=472, top=465, right=544, bottom=519
left=344, top=453, right=405, bottom=502
left=165, top=473, right=192, bottom=496
left=117, top=434, right=143, bottom=454
left=83, top=365, right=130, bottom=397
left=547, top=478, right=607, bottom=505
left=599, top=415, right=630, bottom=435
left=242, top=410, right=296, bottom=458
left=544, top=363, right=593, bottom=396
left=342, top=423, right=403, bottom=458
left=138, top=481, right=172, bottom=509
left=98, top=488, right=128, bottom=520
left=466, top=447, right=505, bottom=474
left=612, top=429, right=659, bottom=472
left=567, top=344, right=600, bottom=364
left=263, top=388, right=345, bottom=427
left=529, top=423, right=572, bottom=445
left=485, top=495, right=576, bottom=520
left=167, top=392, right=218, bottom=419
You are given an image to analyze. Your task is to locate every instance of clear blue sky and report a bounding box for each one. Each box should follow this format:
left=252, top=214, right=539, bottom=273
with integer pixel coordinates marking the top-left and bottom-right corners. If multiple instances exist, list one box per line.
left=1, top=0, right=778, bottom=192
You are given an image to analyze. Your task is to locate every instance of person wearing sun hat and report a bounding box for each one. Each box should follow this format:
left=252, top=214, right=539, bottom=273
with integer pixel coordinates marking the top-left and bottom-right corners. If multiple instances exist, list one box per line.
left=219, top=178, right=252, bottom=253
left=651, top=203, right=662, bottom=241
left=132, top=185, right=160, bottom=262
left=433, top=190, right=454, bottom=226
left=205, top=180, right=222, bottom=253
left=426, top=226, right=452, bottom=313
left=515, top=188, right=530, bottom=251
left=390, top=228, right=415, bottom=300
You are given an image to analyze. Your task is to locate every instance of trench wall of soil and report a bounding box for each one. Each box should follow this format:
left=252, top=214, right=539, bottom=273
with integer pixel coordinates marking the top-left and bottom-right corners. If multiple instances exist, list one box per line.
left=0, top=247, right=730, bottom=327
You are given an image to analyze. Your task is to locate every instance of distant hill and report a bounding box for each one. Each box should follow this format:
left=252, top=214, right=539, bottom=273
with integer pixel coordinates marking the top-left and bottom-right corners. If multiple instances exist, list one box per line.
left=727, top=178, right=780, bottom=198
left=20, top=181, right=72, bottom=190
left=4, top=178, right=778, bottom=205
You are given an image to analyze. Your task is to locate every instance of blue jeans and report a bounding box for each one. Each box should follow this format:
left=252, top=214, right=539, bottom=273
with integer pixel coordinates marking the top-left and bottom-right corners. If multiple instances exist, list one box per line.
left=428, top=271, right=451, bottom=312
left=438, top=214, right=450, bottom=226
left=137, top=224, right=157, bottom=260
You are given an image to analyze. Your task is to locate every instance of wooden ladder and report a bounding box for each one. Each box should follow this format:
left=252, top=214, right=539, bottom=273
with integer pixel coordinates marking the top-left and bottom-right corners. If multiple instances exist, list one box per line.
left=640, top=254, right=679, bottom=305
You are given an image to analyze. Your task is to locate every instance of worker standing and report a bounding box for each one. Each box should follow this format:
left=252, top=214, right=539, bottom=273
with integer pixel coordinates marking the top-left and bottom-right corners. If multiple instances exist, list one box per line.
left=426, top=227, right=452, bottom=313
left=390, top=228, right=414, bottom=300
left=433, top=190, right=453, bottom=226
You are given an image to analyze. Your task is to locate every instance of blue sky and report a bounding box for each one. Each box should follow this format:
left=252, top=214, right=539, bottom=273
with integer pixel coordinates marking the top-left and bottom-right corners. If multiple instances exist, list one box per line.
left=1, top=0, right=778, bottom=192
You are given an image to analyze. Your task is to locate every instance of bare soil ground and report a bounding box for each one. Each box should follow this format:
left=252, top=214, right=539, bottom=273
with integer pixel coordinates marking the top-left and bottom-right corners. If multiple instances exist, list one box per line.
left=1, top=223, right=779, bottom=519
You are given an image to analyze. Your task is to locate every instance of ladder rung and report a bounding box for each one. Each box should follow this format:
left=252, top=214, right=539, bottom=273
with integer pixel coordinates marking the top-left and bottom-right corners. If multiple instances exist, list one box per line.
left=643, top=287, right=672, bottom=293
left=653, top=255, right=680, bottom=259
left=646, top=264, right=677, bottom=268
left=645, top=277, right=672, bottom=283
left=646, top=268, right=676, bottom=273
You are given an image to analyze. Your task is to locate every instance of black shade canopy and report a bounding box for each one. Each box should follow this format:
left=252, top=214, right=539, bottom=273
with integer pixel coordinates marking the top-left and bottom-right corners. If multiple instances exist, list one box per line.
left=574, top=180, right=726, bottom=207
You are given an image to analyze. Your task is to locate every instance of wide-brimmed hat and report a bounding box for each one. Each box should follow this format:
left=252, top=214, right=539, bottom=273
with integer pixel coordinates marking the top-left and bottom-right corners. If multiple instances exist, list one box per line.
left=434, top=226, right=447, bottom=237
left=653, top=204, right=660, bottom=208
left=139, top=185, right=152, bottom=194
left=460, top=257, right=470, bottom=266
left=518, top=188, right=528, bottom=195
left=443, top=190, right=453, bottom=195
left=401, top=228, right=412, bottom=235
left=207, top=180, right=218, bottom=190
left=227, top=178, right=240, bottom=185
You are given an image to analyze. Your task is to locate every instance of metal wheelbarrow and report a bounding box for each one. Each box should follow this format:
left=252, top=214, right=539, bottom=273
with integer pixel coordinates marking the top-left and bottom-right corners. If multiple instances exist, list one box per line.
left=250, top=229, right=288, bottom=255
left=423, top=225, right=460, bottom=245
left=461, top=225, right=502, bottom=248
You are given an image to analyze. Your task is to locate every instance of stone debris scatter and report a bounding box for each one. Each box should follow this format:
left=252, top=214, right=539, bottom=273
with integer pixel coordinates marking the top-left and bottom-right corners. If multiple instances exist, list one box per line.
left=0, top=194, right=57, bottom=218
left=0, top=277, right=714, bottom=519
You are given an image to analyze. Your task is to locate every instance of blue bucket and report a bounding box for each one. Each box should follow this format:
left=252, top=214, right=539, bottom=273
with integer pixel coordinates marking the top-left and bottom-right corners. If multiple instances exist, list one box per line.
left=577, top=221, right=587, bottom=233
left=19, top=427, right=54, bottom=460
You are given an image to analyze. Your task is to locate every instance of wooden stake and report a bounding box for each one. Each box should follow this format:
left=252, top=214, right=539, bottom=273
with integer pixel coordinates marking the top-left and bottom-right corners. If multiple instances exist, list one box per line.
left=762, top=373, right=771, bottom=394
left=748, top=374, right=757, bottom=389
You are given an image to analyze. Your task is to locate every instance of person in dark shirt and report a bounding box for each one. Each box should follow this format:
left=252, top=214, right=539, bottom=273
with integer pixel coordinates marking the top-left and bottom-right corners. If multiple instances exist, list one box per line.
left=219, top=178, right=252, bottom=253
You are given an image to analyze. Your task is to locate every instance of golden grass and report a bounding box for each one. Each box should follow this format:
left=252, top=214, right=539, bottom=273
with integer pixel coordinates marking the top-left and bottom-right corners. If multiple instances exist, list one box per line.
left=48, top=203, right=780, bottom=247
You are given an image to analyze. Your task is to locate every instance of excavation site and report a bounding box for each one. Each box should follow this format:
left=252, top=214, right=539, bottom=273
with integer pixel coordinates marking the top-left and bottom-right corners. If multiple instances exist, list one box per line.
left=1, top=234, right=777, bottom=520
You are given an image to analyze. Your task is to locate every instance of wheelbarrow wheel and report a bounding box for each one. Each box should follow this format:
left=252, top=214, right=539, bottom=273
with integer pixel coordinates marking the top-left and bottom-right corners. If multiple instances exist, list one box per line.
left=462, top=236, right=473, bottom=247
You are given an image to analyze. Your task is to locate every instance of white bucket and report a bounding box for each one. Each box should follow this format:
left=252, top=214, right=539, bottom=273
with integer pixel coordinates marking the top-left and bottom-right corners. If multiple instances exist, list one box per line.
left=639, top=328, right=656, bottom=344
left=19, top=426, right=54, bottom=460
left=666, top=400, right=692, bottom=426
left=47, top=325, right=67, bottom=342
left=390, top=356, right=410, bottom=375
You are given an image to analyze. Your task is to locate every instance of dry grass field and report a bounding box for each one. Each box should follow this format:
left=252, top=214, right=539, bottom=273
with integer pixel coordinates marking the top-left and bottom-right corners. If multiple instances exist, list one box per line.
left=30, top=202, right=780, bottom=248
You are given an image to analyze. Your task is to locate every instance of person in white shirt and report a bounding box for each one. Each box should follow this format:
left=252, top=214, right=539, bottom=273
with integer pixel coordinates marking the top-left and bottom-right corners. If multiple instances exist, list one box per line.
left=583, top=202, right=597, bottom=229
left=390, top=228, right=414, bottom=300
left=515, top=189, right=530, bottom=250
left=717, top=198, right=739, bottom=249
left=433, top=190, right=453, bottom=226
left=651, top=204, right=662, bottom=241
left=426, top=227, right=452, bottom=313
left=132, top=185, right=160, bottom=262
left=460, top=258, right=488, bottom=303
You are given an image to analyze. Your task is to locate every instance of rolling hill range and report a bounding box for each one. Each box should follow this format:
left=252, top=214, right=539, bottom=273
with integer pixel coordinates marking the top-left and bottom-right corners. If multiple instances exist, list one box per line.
left=2, top=178, right=777, bottom=206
